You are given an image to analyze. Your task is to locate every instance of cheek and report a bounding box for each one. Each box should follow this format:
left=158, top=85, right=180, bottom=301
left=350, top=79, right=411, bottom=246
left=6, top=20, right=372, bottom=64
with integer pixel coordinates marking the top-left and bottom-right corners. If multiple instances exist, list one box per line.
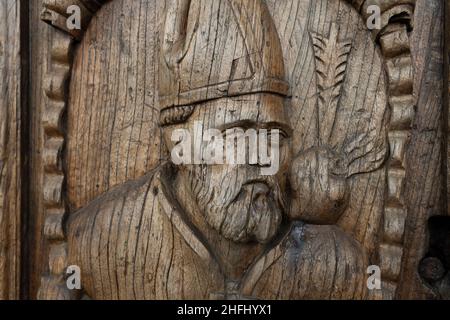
left=189, top=165, right=234, bottom=194
left=209, top=165, right=248, bottom=192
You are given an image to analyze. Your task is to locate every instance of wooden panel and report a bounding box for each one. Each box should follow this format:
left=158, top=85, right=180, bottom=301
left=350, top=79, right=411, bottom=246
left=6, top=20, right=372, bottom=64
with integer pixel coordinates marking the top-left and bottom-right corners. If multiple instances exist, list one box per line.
left=27, top=0, right=53, bottom=299
left=0, top=0, right=26, bottom=300
left=397, top=0, right=446, bottom=299
left=19, top=0, right=448, bottom=300
left=66, top=0, right=164, bottom=211
left=37, top=0, right=405, bottom=300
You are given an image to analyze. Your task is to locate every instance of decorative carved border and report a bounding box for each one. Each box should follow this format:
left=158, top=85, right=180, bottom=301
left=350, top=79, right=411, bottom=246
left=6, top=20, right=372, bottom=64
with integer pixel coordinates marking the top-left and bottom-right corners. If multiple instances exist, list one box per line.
left=37, top=26, right=74, bottom=300
left=377, top=20, right=415, bottom=300
left=38, top=0, right=416, bottom=299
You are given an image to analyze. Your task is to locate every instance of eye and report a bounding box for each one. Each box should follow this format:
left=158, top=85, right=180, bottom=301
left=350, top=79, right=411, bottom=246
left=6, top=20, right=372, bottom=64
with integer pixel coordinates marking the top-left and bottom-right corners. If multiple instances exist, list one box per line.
left=268, top=129, right=289, bottom=140
left=279, top=129, right=289, bottom=139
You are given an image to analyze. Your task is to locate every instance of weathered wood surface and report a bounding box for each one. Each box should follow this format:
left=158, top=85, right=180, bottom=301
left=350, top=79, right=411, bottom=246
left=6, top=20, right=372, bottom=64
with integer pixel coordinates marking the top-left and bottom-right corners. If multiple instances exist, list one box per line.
left=0, top=0, right=26, bottom=300
left=397, top=0, right=448, bottom=299
left=27, top=0, right=55, bottom=300
left=0, top=0, right=447, bottom=300
left=37, top=0, right=415, bottom=300
left=66, top=0, right=164, bottom=212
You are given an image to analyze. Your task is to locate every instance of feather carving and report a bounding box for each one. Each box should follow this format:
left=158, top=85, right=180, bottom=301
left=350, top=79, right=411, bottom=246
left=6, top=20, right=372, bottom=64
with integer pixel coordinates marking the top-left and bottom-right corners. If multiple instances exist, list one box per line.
left=310, top=23, right=388, bottom=177
left=310, top=23, right=352, bottom=145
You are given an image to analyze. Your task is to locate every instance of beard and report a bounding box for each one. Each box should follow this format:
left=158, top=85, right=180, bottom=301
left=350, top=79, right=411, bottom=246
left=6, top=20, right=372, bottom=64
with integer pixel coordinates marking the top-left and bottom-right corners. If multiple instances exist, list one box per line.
left=186, top=166, right=286, bottom=244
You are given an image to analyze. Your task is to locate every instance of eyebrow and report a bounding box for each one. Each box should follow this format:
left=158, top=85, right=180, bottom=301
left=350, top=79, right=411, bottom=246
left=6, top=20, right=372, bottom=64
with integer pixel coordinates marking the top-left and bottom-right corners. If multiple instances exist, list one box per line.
left=217, top=120, right=293, bottom=137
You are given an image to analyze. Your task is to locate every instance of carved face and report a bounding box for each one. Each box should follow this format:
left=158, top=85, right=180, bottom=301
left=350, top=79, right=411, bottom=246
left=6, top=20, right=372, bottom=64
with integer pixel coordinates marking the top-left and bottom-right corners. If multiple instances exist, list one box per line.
left=164, top=93, right=291, bottom=244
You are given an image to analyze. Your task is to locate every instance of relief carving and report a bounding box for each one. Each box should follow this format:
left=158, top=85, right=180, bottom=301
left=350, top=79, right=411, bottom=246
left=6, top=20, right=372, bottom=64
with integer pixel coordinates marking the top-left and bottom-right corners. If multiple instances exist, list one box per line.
left=38, top=0, right=417, bottom=300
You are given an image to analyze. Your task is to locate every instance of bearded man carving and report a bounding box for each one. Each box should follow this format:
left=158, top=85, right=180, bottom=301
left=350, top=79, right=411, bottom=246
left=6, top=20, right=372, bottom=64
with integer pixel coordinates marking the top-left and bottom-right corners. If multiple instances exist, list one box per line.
left=65, top=0, right=390, bottom=300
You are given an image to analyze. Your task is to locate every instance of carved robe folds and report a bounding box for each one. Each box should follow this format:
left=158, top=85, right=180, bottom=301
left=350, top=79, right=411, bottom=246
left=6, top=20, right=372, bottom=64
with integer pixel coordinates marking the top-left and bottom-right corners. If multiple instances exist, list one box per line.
left=68, top=165, right=367, bottom=300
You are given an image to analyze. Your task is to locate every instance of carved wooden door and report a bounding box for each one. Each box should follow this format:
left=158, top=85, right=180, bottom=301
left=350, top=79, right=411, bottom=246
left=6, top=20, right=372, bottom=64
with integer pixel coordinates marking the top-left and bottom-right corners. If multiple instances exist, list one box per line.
left=0, top=0, right=449, bottom=300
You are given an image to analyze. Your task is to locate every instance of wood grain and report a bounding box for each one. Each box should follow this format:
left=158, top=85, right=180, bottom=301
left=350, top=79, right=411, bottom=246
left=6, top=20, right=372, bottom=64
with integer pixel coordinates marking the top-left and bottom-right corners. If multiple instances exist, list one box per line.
left=26, top=0, right=55, bottom=300
left=0, top=0, right=445, bottom=300
left=0, top=0, right=26, bottom=300
left=66, top=0, right=164, bottom=211
left=397, top=0, right=447, bottom=299
left=36, top=0, right=421, bottom=300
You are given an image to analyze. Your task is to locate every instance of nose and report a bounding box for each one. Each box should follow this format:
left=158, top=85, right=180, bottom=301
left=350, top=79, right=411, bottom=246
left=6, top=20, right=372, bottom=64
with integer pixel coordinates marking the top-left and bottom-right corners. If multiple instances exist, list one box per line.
left=249, top=183, right=270, bottom=210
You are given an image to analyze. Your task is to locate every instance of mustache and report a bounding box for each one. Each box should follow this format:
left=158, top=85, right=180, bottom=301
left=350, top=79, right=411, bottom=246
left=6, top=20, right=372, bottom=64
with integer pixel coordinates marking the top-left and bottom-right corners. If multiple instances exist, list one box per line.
left=226, top=177, right=287, bottom=214
left=188, top=166, right=287, bottom=214
left=219, top=177, right=284, bottom=243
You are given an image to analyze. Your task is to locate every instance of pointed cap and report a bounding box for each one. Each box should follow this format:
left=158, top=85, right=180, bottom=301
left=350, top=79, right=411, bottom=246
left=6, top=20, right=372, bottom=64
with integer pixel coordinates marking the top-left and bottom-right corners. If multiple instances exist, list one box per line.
left=159, top=0, right=289, bottom=113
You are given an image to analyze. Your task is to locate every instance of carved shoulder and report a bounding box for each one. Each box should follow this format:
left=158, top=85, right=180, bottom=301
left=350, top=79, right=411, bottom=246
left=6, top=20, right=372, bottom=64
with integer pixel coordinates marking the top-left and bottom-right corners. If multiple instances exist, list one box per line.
left=66, top=169, right=160, bottom=299
left=66, top=166, right=224, bottom=299
left=245, top=223, right=369, bottom=299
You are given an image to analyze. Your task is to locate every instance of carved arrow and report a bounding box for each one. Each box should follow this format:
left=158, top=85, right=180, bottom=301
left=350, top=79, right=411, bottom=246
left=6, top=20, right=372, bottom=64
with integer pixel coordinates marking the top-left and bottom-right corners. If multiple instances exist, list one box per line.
left=310, top=23, right=352, bottom=146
